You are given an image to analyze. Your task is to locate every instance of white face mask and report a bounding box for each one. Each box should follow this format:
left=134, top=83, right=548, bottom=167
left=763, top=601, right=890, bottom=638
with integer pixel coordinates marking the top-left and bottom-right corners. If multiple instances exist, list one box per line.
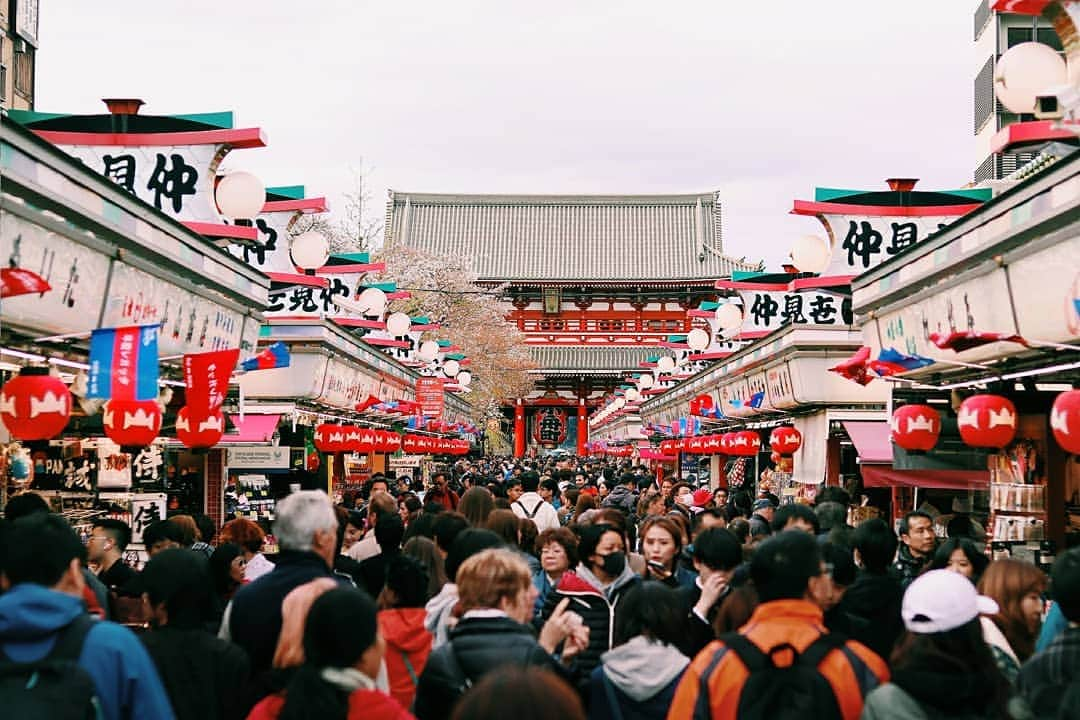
left=677, top=493, right=693, bottom=506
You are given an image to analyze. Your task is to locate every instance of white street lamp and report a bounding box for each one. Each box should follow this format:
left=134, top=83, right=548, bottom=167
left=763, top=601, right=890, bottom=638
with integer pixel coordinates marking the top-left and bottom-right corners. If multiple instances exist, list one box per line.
left=443, top=359, right=460, bottom=377
left=687, top=328, right=710, bottom=352
left=715, top=302, right=743, bottom=332
left=417, top=340, right=439, bottom=362
left=790, top=234, right=830, bottom=274
left=357, top=287, right=388, bottom=316
left=215, top=171, right=266, bottom=220
left=290, top=230, right=330, bottom=272
left=657, top=356, right=676, bottom=374
left=457, top=370, right=472, bottom=386
left=638, top=374, right=654, bottom=390
left=994, top=42, right=1068, bottom=114
left=385, top=312, right=412, bottom=337
left=625, top=387, right=640, bottom=402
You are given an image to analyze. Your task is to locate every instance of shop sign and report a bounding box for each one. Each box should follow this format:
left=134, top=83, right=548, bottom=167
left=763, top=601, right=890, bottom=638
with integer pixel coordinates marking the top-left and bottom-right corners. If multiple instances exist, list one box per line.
left=131, top=444, right=165, bottom=487
left=389, top=455, right=423, bottom=469
left=30, top=445, right=97, bottom=493
left=1005, top=235, right=1080, bottom=344
left=317, top=358, right=375, bottom=408
left=766, top=362, right=797, bottom=409
left=265, top=274, right=358, bottom=318
left=816, top=214, right=957, bottom=276
left=226, top=208, right=296, bottom=274
left=130, top=493, right=167, bottom=545
left=227, top=446, right=290, bottom=470
left=97, top=440, right=132, bottom=490
left=416, top=377, right=445, bottom=419
left=736, top=289, right=853, bottom=335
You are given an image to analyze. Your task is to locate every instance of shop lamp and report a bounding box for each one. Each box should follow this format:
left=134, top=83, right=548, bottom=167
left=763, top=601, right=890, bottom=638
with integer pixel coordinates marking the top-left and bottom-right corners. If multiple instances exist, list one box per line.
left=443, top=359, right=460, bottom=377
left=687, top=328, right=710, bottom=352
left=385, top=312, right=412, bottom=337
left=356, top=287, right=388, bottom=316
left=638, top=374, right=654, bottom=390
left=790, top=234, right=830, bottom=274
left=625, top=388, right=641, bottom=402
left=994, top=42, right=1068, bottom=114
left=657, top=356, right=676, bottom=373
left=418, top=340, right=440, bottom=362
left=715, top=302, right=743, bottom=332
left=215, top=171, right=266, bottom=220
left=457, top=371, right=472, bottom=386
left=290, top=230, right=330, bottom=272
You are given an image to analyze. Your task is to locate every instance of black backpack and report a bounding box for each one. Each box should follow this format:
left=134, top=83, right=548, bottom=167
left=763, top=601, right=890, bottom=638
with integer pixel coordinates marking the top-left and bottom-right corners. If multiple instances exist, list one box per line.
left=721, top=631, right=846, bottom=720
left=0, top=614, right=102, bottom=720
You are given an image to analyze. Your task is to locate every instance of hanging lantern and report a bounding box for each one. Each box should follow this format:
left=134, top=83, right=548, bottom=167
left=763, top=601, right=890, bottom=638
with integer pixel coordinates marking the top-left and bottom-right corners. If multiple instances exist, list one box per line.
left=769, top=426, right=802, bottom=457
left=689, top=394, right=714, bottom=416
left=357, top=428, right=376, bottom=454
left=103, top=399, right=162, bottom=448
left=176, top=406, right=224, bottom=449
left=385, top=432, right=402, bottom=453
left=343, top=426, right=363, bottom=453
left=728, top=430, right=761, bottom=457
left=0, top=367, right=71, bottom=441
left=890, top=404, right=941, bottom=453
left=1051, top=390, right=1080, bottom=454
left=958, top=394, right=1017, bottom=448
left=720, top=432, right=738, bottom=455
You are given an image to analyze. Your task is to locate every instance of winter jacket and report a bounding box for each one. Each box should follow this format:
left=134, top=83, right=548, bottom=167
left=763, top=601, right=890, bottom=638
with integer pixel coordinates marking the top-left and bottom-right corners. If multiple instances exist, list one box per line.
left=861, top=668, right=1032, bottom=720
left=248, top=686, right=414, bottom=720
left=141, top=626, right=249, bottom=720
left=542, top=563, right=642, bottom=676
left=532, top=570, right=560, bottom=621
left=424, top=583, right=458, bottom=649
left=674, top=579, right=730, bottom=659
left=838, top=570, right=905, bottom=663
left=512, top=491, right=561, bottom=532
left=0, top=583, right=175, bottom=720
left=601, top=485, right=637, bottom=516
left=644, top=565, right=698, bottom=591
left=981, top=615, right=1021, bottom=683
left=588, top=636, right=688, bottom=720
left=379, top=608, right=433, bottom=711
left=414, top=614, right=564, bottom=720
left=1018, top=625, right=1080, bottom=717
left=892, top=544, right=932, bottom=589
left=748, top=513, right=771, bottom=538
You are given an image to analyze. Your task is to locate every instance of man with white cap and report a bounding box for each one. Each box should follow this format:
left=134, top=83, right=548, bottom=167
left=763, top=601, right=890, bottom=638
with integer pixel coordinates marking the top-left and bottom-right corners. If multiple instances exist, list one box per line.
left=861, top=569, right=1032, bottom=719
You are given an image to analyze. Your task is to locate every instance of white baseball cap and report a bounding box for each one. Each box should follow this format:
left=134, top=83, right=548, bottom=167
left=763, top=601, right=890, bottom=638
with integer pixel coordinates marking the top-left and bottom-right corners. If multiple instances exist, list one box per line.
left=902, top=569, right=999, bottom=634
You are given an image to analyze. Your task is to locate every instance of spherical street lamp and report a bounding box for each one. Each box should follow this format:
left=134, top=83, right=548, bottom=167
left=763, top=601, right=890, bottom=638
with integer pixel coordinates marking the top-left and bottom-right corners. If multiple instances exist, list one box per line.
left=657, top=356, right=676, bottom=374
left=625, top=388, right=641, bottom=402
left=687, top=328, right=710, bottom=352
left=457, top=370, right=472, bottom=386
left=385, top=312, right=412, bottom=337
left=215, top=171, right=266, bottom=220
left=994, top=41, right=1067, bottom=114
left=356, top=287, right=388, bottom=316
left=715, top=302, right=743, bottom=332
left=638, top=374, right=654, bottom=390
left=417, top=340, right=439, bottom=362
left=290, top=231, right=330, bottom=272
left=790, top=234, right=830, bottom=274
left=443, top=359, right=460, bottom=377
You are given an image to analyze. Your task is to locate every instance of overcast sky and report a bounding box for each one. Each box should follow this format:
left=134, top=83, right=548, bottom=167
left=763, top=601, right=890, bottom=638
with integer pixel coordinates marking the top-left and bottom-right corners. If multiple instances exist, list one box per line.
left=37, top=1, right=976, bottom=269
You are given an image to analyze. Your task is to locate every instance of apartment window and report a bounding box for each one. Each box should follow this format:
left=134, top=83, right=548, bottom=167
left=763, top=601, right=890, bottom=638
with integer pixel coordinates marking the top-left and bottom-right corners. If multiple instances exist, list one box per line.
left=974, top=56, right=994, bottom=135
left=1036, top=27, right=1064, bottom=52
left=1007, top=26, right=1033, bottom=48
left=13, top=44, right=32, bottom=96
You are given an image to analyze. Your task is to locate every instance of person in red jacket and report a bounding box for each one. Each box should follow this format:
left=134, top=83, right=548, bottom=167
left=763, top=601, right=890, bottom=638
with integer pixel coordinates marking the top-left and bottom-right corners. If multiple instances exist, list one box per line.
left=247, top=587, right=413, bottom=720
left=378, top=555, right=434, bottom=711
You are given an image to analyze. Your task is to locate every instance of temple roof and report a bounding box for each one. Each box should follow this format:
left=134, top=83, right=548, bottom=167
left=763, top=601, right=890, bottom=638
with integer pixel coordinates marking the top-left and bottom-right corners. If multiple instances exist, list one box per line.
left=384, top=191, right=758, bottom=283
left=528, top=346, right=656, bottom=374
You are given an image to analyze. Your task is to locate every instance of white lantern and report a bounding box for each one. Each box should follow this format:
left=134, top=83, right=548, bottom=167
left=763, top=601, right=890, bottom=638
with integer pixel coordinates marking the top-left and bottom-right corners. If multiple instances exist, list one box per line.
left=687, top=328, right=710, bottom=351
left=715, top=302, right=744, bottom=332
left=215, top=171, right=266, bottom=220
left=290, top=231, right=330, bottom=271
left=790, top=234, right=830, bottom=274
left=612, top=397, right=625, bottom=409
left=638, top=374, right=654, bottom=390
left=385, top=312, right=412, bottom=337
left=417, top=340, right=439, bottom=362
left=443, top=359, right=460, bottom=377
left=625, top=388, right=641, bottom=402
left=994, top=42, right=1067, bottom=114
left=356, top=287, right=388, bottom=316
left=657, top=356, right=676, bottom=374
left=457, top=371, right=472, bottom=386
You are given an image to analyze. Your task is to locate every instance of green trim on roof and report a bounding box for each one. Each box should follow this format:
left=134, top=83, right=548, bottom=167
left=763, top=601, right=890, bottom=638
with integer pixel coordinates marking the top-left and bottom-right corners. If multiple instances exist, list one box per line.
left=170, top=111, right=234, bottom=129
left=732, top=271, right=770, bottom=281
left=646, top=356, right=660, bottom=363
left=362, top=282, right=397, bottom=292
left=814, top=186, right=992, bottom=203
left=942, top=188, right=992, bottom=201
left=445, top=353, right=466, bottom=361
left=410, top=316, right=430, bottom=324
left=814, top=187, right=862, bottom=202
left=5, top=110, right=71, bottom=125
left=437, top=340, right=453, bottom=348
left=667, top=335, right=687, bottom=343
left=699, top=301, right=719, bottom=311
left=331, top=252, right=371, bottom=264
left=265, top=185, right=305, bottom=199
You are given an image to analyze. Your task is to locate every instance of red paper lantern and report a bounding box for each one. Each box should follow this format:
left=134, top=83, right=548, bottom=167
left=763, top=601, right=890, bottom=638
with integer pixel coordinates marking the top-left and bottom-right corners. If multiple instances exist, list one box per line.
left=958, top=394, right=1017, bottom=449
left=890, top=404, right=941, bottom=452
left=0, top=368, right=71, bottom=441
left=103, top=399, right=162, bottom=447
left=402, top=434, right=419, bottom=453
left=385, top=433, right=402, bottom=453
left=357, top=429, right=376, bottom=453
left=313, top=423, right=342, bottom=453
left=720, top=433, right=737, bottom=455
left=728, top=430, right=761, bottom=457
left=176, top=406, right=224, bottom=449
left=1051, top=390, right=1080, bottom=454
left=769, top=426, right=802, bottom=456
left=689, top=394, right=714, bottom=416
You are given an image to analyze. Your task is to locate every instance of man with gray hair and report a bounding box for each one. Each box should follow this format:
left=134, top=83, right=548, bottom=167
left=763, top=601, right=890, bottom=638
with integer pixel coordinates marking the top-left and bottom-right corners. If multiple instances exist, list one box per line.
left=220, top=490, right=341, bottom=689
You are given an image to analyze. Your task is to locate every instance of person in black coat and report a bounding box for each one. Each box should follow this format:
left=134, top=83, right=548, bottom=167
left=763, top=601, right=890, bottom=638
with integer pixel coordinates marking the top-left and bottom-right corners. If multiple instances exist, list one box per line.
left=839, top=518, right=905, bottom=662
left=674, top=527, right=743, bottom=658
left=358, top=512, right=405, bottom=598
left=414, top=548, right=587, bottom=720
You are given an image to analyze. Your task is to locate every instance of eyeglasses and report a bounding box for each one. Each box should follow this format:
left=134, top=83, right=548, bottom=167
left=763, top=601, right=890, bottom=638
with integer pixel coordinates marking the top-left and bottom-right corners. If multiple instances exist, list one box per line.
left=820, top=562, right=835, bottom=577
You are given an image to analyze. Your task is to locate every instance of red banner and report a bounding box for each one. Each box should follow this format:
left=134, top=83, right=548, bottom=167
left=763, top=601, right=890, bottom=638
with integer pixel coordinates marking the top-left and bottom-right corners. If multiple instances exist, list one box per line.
left=416, top=377, right=445, bottom=420
left=183, top=349, right=240, bottom=415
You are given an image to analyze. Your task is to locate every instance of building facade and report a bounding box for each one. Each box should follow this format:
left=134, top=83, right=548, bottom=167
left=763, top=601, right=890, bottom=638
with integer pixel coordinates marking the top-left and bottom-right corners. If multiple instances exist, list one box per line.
left=384, top=191, right=758, bottom=456
left=0, top=0, right=38, bottom=111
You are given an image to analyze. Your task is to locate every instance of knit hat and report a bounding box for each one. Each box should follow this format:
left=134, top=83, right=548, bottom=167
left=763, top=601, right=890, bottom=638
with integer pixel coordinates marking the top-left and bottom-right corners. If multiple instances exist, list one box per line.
left=902, top=569, right=999, bottom=634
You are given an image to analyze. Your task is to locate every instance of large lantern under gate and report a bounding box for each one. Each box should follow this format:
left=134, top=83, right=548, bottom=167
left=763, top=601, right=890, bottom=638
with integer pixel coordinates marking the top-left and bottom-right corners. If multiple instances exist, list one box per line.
left=0, top=367, right=71, bottom=441
left=958, top=394, right=1017, bottom=449
left=728, top=430, right=761, bottom=457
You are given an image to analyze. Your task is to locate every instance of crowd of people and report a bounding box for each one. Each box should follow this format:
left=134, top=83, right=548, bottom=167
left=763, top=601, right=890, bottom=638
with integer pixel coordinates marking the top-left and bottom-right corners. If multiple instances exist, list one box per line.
left=0, top=454, right=1078, bottom=719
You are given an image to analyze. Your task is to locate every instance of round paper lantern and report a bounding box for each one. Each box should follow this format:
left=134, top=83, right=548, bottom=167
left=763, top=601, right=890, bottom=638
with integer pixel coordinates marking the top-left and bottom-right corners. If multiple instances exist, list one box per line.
left=215, top=171, right=265, bottom=220
left=687, top=328, right=711, bottom=352
left=625, top=388, right=640, bottom=402
left=457, top=371, right=472, bottom=386
left=890, top=404, right=941, bottom=453
left=290, top=230, right=330, bottom=271
left=443, top=359, right=460, bottom=378
left=418, top=341, right=440, bottom=362
left=1051, top=390, right=1080, bottom=454
left=720, top=432, right=737, bottom=455
left=176, top=406, right=224, bottom=449
left=715, top=302, right=743, bottom=332
left=103, top=399, right=162, bottom=447
left=657, top=356, right=676, bottom=374
left=958, top=394, right=1017, bottom=449
left=729, top=430, right=761, bottom=457
left=638, top=374, right=654, bottom=390
left=0, top=367, right=71, bottom=441
left=790, top=235, right=830, bottom=274
left=994, top=41, right=1067, bottom=114
left=357, top=287, right=388, bottom=316
left=385, top=312, right=412, bottom=337
left=769, top=426, right=802, bottom=457
left=384, top=433, right=402, bottom=453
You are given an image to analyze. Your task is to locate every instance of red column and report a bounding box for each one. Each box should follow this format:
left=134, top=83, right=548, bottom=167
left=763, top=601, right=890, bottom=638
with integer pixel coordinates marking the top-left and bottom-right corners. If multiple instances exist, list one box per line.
left=514, top=399, right=526, bottom=458
left=576, top=398, right=588, bottom=456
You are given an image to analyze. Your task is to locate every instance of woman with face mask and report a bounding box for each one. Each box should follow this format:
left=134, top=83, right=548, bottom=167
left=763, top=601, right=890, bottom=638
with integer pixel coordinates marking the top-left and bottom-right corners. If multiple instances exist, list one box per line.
left=540, top=523, right=642, bottom=678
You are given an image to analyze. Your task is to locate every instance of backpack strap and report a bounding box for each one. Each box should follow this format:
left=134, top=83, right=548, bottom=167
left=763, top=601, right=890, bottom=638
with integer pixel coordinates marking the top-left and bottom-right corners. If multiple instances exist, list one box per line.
left=441, top=641, right=472, bottom=694
left=401, top=651, right=419, bottom=687
left=798, top=632, right=847, bottom=670
left=721, top=631, right=846, bottom=672
left=515, top=500, right=541, bottom=519
left=719, top=632, right=772, bottom=673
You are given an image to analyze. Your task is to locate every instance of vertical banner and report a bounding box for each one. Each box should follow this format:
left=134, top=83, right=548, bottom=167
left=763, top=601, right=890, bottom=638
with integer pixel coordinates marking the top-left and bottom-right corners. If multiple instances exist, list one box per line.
left=88, top=325, right=159, bottom=400
left=416, top=377, right=445, bottom=420
left=130, top=493, right=167, bottom=545
left=183, top=348, right=240, bottom=414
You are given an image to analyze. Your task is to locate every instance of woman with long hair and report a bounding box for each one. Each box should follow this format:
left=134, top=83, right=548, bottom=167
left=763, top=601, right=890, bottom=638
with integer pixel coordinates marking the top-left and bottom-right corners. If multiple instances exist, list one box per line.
left=572, top=493, right=598, bottom=524
left=640, top=516, right=696, bottom=589
left=458, top=487, right=495, bottom=528
left=929, top=537, right=990, bottom=584
left=402, top=536, right=447, bottom=599
left=247, top=587, right=412, bottom=720
left=378, top=555, right=433, bottom=712
left=978, top=558, right=1048, bottom=681
left=208, top=542, right=246, bottom=623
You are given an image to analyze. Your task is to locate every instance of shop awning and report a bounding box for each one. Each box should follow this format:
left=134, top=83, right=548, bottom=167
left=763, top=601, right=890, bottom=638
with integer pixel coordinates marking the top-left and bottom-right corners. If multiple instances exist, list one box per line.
left=843, top=421, right=893, bottom=464
left=220, top=414, right=282, bottom=444
left=639, top=449, right=676, bottom=461
left=861, top=465, right=989, bottom=490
